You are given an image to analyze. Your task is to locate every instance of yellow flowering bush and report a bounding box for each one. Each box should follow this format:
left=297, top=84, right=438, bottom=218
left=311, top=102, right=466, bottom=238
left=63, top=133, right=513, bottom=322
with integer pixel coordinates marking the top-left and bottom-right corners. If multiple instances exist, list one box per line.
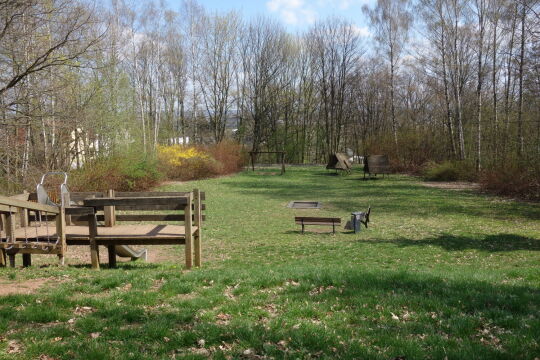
left=157, top=145, right=209, bottom=166
left=157, top=145, right=220, bottom=180
left=157, top=142, right=246, bottom=181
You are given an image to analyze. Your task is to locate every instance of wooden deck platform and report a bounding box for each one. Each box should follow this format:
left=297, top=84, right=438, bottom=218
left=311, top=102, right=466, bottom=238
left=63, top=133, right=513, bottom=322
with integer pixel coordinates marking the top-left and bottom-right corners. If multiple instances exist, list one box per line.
left=0, top=224, right=198, bottom=246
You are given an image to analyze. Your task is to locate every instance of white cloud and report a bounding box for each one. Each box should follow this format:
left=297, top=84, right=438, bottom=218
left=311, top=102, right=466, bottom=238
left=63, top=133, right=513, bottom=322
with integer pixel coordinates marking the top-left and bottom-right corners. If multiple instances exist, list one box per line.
left=351, top=25, right=371, bottom=38
left=266, top=0, right=317, bottom=25
left=317, top=0, right=373, bottom=9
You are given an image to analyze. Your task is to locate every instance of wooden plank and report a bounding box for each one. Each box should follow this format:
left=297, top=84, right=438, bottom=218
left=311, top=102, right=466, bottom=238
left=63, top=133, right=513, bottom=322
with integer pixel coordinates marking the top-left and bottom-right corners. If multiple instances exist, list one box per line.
left=295, top=221, right=340, bottom=226
left=10, top=192, right=30, bottom=201
left=114, top=214, right=206, bottom=222
left=0, top=204, right=18, bottom=213
left=84, top=196, right=188, bottom=207
left=116, top=191, right=205, bottom=200
left=114, top=204, right=202, bottom=211
left=295, top=217, right=341, bottom=223
left=68, top=192, right=105, bottom=201
left=67, top=238, right=186, bottom=246
left=5, top=212, right=16, bottom=243
left=0, top=249, right=5, bottom=267
left=0, top=195, right=59, bottom=214
left=193, top=188, right=202, bottom=267
left=184, top=192, right=193, bottom=269
left=0, top=243, right=60, bottom=251
left=65, top=207, right=95, bottom=216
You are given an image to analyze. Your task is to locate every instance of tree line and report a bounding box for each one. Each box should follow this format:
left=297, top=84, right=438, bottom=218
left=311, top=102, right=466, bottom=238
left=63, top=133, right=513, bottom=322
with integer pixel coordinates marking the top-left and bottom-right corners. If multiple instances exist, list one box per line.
left=1, top=0, right=539, bottom=190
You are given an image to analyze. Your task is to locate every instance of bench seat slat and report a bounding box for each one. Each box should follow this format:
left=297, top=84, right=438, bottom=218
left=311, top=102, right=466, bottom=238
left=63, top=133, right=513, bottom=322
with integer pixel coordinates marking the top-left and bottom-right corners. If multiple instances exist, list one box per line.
left=295, top=217, right=341, bottom=223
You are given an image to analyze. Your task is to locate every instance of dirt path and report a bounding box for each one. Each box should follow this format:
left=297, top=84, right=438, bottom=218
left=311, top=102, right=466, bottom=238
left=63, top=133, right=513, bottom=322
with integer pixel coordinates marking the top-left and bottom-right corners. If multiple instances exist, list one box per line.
left=422, top=181, right=480, bottom=191
left=0, top=278, right=49, bottom=296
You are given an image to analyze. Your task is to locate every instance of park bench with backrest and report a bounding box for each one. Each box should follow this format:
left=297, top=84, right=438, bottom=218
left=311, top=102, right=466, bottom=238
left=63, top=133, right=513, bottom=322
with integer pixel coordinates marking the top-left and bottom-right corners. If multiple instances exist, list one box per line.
left=295, top=216, right=341, bottom=234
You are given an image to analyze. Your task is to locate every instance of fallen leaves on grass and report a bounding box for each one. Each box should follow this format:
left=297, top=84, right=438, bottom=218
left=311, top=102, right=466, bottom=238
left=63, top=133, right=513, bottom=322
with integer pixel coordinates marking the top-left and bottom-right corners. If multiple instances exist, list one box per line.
left=38, top=355, right=59, bottom=360
left=285, top=280, right=300, bottom=287
left=216, top=312, right=231, bottom=325
left=309, top=285, right=341, bottom=296
left=151, top=278, right=165, bottom=291
left=224, top=284, right=239, bottom=300
left=476, top=324, right=506, bottom=349
left=7, top=340, right=22, bottom=354
left=74, top=306, right=95, bottom=316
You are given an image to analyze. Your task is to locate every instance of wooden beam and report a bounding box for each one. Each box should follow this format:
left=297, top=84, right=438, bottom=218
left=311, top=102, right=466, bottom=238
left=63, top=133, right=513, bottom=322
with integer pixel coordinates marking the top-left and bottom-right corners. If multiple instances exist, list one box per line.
left=0, top=204, right=18, bottom=213
left=0, top=195, right=59, bottom=214
left=68, top=238, right=186, bottom=246
left=83, top=196, right=189, bottom=207
left=65, top=207, right=95, bottom=216
left=193, top=188, right=202, bottom=267
left=107, top=245, right=117, bottom=268
left=115, top=191, right=205, bottom=200
left=88, top=213, right=100, bottom=270
left=114, top=214, right=206, bottom=222
left=56, top=207, right=66, bottom=265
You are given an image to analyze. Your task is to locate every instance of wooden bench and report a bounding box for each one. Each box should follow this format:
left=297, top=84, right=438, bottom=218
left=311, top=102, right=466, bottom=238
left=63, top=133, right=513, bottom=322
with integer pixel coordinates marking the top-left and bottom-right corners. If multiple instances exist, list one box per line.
left=295, top=216, right=341, bottom=234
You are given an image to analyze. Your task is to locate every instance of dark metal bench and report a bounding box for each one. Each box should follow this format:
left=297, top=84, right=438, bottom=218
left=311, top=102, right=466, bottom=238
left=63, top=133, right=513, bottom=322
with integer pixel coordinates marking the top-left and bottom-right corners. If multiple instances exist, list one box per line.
left=295, top=216, right=341, bottom=234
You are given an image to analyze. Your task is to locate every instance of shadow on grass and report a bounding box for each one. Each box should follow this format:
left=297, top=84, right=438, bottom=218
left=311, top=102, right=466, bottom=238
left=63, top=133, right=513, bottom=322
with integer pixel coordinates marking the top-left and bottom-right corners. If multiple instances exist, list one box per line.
left=66, top=262, right=162, bottom=270
left=361, top=233, right=540, bottom=252
left=12, top=267, right=538, bottom=360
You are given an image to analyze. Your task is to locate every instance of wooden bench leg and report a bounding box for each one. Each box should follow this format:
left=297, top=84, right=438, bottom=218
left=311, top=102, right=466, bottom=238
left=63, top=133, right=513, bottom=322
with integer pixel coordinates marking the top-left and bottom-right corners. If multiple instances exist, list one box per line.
left=332, top=222, right=335, bottom=234
left=58, top=254, right=65, bottom=266
left=302, top=220, right=305, bottom=234
left=194, top=233, right=201, bottom=267
left=22, top=254, right=31, bottom=267
left=108, top=246, right=117, bottom=268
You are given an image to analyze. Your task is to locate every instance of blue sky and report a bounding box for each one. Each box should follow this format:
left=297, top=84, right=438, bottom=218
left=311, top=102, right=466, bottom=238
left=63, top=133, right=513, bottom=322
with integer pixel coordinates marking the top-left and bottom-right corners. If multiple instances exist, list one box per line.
left=165, top=0, right=375, bottom=35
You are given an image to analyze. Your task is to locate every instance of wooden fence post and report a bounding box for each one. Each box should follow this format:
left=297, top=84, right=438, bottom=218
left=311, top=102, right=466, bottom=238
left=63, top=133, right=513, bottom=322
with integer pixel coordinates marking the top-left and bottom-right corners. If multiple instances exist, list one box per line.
left=184, top=192, right=193, bottom=269
left=89, top=212, right=100, bottom=270
left=193, top=189, right=202, bottom=267
left=5, top=211, right=16, bottom=268
left=104, top=189, right=116, bottom=227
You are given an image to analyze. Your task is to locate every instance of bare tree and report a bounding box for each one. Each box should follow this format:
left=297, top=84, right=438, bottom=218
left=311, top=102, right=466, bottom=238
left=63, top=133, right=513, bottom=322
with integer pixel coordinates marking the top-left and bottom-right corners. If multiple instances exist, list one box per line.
left=363, top=0, right=412, bottom=154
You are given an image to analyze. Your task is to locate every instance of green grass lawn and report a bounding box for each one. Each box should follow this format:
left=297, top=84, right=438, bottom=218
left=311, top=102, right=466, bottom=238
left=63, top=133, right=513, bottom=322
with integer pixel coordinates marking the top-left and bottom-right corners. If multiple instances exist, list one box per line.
left=1, top=166, right=539, bottom=359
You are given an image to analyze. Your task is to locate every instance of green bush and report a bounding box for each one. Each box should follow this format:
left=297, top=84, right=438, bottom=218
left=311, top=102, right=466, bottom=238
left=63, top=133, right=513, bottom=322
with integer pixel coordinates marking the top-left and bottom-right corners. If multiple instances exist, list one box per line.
left=423, top=161, right=477, bottom=182
left=70, top=153, right=161, bottom=192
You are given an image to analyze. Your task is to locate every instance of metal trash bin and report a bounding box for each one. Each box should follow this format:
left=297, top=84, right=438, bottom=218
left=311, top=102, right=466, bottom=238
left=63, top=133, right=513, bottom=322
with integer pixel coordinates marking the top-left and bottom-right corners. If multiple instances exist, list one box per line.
left=351, top=211, right=366, bottom=233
